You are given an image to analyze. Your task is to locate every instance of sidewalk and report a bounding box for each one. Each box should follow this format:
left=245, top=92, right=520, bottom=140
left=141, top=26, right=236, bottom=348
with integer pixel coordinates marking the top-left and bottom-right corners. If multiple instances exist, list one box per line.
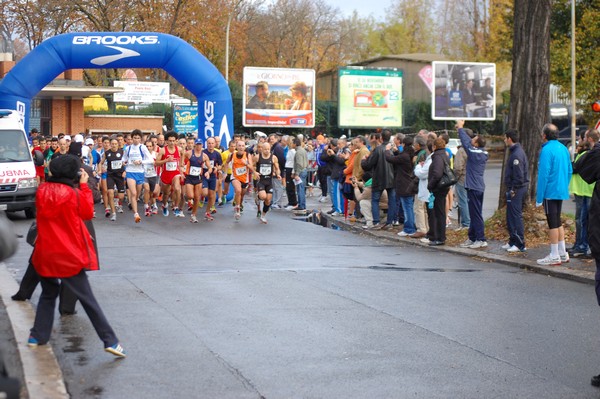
left=300, top=190, right=594, bottom=285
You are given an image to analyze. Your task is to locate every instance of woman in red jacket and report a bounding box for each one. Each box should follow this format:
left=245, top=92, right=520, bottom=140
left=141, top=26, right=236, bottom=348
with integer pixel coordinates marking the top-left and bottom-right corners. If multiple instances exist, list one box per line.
left=28, top=154, right=125, bottom=358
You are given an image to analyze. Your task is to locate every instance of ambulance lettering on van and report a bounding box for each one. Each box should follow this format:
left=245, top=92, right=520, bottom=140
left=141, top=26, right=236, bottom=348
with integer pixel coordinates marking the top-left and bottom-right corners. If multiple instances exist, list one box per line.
left=0, top=110, right=38, bottom=218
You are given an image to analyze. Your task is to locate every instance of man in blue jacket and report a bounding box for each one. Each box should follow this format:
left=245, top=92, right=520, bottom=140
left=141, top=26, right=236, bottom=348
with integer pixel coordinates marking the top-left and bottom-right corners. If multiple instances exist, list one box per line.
left=535, top=123, right=573, bottom=265
left=502, top=129, right=529, bottom=252
left=456, top=120, right=489, bottom=249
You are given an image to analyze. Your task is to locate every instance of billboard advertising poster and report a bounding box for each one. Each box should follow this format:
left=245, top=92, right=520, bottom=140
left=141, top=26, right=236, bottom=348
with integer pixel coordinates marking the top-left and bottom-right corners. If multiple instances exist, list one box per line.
left=243, top=67, right=315, bottom=128
left=113, top=81, right=170, bottom=103
left=338, top=67, right=403, bottom=129
left=173, top=105, right=198, bottom=135
left=432, top=61, right=496, bottom=121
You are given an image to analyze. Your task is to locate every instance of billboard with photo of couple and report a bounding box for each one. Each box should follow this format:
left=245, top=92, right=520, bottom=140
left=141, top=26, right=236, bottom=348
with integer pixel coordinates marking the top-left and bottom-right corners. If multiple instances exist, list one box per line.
left=242, top=67, right=315, bottom=128
left=432, top=61, right=496, bottom=121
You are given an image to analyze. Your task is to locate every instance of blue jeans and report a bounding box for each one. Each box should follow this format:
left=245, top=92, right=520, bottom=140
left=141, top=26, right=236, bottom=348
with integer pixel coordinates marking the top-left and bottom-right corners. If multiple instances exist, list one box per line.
left=399, top=196, right=416, bottom=234
left=574, top=195, right=590, bottom=252
left=372, top=188, right=397, bottom=225
left=454, top=183, right=470, bottom=227
left=296, top=169, right=307, bottom=210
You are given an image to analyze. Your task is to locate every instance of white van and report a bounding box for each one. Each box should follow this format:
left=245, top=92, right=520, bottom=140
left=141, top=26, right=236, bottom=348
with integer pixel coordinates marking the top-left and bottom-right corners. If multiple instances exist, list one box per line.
left=0, top=110, right=38, bottom=218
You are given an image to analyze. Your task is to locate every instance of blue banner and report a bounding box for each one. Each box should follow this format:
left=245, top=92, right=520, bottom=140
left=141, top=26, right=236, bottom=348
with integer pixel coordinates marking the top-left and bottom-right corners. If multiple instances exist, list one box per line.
left=173, top=105, right=198, bottom=135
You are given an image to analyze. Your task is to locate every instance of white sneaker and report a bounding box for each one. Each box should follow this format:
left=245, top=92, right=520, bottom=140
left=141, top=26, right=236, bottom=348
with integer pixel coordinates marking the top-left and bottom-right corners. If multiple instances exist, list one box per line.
left=501, top=243, right=511, bottom=250
left=362, top=223, right=373, bottom=229
left=420, top=237, right=430, bottom=244
left=507, top=245, right=525, bottom=253
left=318, top=196, right=327, bottom=203
left=536, top=254, right=562, bottom=266
left=397, top=231, right=410, bottom=237
left=285, top=205, right=295, bottom=210
left=560, top=253, right=570, bottom=263
left=190, top=215, right=198, bottom=223
left=271, top=204, right=281, bottom=209
left=260, top=216, right=268, bottom=224
left=116, top=205, right=124, bottom=213
left=330, top=211, right=339, bottom=217
left=460, top=239, right=474, bottom=248
left=110, top=213, right=117, bottom=221
left=468, top=240, right=488, bottom=249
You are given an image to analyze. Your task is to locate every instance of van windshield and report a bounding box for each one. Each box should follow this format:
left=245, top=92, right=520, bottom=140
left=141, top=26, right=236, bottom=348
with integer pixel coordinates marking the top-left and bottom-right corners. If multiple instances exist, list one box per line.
left=0, top=130, right=32, bottom=163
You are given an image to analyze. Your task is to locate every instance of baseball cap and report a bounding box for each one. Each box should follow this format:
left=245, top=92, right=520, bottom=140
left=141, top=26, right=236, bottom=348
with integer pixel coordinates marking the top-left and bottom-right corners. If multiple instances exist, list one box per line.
left=254, top=131, right=267, bottom=138
left=74, top=134, right=84, bottom=143
left=64, top=135, right=72, bottom=141
left=194, top=138, right=203, bottom=145
left=85, top=138, right=94, bottom=145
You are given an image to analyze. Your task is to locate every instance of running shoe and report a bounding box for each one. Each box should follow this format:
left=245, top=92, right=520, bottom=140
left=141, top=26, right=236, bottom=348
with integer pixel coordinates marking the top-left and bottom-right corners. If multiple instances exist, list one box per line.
left=105, top=343, right=126, bottom=358
left=260, top=215, right=268, bottom=224
left=105, top=208, right=111, bottom=218
left=162, top=204, right=169, bottom=217
left=220, top=197, right=227, bottom=206
left=174, top=208, right=185, bottom=218
left=560, top=252, right=570, bottom=263
left=459, top=239, right=474, bottom=248
left=127, top=202, right=133, bottom=211
left=210, top=206, right=217, bottom=214
left=110, top=213, right=117, bottom=221
left=27, top=335, right=39, bottom=347
left=501, top=243, right=511, bottom=250
left=151, top=204, right=158, bottom=215
left=145, top=207, right=151, bottom=217
left=190, top=214, right=198, bottom=223
left=187, top=200, right=193, bottom=212
left=116, top=205, right=124, bottom=213
left=134, top=213, right=141, bottom=223
left=467, top=240, right=488, bottom=249
left=204, top=212, right=214, bottom=221
left=240, top=203, right=244, bottom=213
left=256, top=209, right=261, bottom=218
left=536, top=254, right=561, bottom=266
left=507, top=245, right=526, bottom=253
left=234, top=211, right=241, bottom=221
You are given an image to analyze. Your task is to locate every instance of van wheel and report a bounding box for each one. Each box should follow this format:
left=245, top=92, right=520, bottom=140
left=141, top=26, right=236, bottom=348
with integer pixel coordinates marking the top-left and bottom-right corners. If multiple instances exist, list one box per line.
left=24, top=208, right=36, bottom=219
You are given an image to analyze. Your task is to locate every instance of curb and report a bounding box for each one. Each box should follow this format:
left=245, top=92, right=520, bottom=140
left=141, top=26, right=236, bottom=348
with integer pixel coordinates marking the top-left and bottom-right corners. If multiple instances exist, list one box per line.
left=0, top=263, right=68, bottom=399
left=320, top=213, right=595, bottom=285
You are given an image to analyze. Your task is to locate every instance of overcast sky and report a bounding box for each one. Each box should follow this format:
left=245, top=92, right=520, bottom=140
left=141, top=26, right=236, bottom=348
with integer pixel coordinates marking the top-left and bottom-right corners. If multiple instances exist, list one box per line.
left=325, top=0, right=391, bottom=20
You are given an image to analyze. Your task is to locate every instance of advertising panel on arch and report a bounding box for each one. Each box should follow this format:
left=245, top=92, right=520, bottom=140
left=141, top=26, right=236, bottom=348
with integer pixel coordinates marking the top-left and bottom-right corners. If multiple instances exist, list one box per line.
left=243, top=67, right=315, bottom=128
left=432, top=61, right=496, bottom=121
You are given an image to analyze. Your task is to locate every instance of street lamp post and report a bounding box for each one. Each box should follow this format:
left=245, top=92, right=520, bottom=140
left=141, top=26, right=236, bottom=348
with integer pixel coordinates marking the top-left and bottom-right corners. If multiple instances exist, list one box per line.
left=570, top=0, right=576, bottom=160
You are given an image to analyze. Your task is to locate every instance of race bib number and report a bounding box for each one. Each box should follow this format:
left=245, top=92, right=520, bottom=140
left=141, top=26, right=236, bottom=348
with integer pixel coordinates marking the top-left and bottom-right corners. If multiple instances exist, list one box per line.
left=189, top=166, right=202, bottom=176
left=235, top=167, right=247, bottom=176
left=144, top=164, right=157, bottom=177
left=209, top=160, right=215, bottom=167
left=165, top=161, right=178, bottom=171
left=111, top=160, right=122, bottom=170
left=260, top=164, right=272, bottom=176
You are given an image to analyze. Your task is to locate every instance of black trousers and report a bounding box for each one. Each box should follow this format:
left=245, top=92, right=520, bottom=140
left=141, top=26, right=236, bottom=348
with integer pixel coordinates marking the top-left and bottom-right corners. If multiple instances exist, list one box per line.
left=15, top=254, right=77, bottom=314
left=285, top=167, right=297, bottom=206
left=30, top=270, right=118, bottom=347
left=431, top=189, right=449, bottom=242
left=317, top=166, right=328, bottom=196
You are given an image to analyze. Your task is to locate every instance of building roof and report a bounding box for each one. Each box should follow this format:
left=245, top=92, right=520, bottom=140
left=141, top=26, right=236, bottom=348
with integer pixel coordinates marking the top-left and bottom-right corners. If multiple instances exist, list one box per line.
left=318, top=53, right=449, bottom=77
left=349, top=53, right=449, bottom=66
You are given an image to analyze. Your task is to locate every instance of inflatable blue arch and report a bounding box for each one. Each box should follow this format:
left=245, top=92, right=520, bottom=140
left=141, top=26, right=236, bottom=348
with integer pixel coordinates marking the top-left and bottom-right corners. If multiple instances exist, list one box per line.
left=0, top=32, right=232, bottom=146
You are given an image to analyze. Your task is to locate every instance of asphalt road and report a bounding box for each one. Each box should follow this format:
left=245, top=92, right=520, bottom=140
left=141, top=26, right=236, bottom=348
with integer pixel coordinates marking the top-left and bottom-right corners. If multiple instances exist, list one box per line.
left=3, top=191, right=598, bottom=399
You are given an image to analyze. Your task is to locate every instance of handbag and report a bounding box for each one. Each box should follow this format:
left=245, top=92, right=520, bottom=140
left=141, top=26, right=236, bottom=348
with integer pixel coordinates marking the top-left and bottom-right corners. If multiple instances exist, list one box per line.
left=26, top=221, right=37, bottom=247
left=437, top=160, right=458, bottom=190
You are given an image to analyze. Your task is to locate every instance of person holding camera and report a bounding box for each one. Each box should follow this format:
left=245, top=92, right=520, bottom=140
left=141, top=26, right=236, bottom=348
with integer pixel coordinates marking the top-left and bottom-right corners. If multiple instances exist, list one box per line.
left=27, top=154, right=126, bottom=358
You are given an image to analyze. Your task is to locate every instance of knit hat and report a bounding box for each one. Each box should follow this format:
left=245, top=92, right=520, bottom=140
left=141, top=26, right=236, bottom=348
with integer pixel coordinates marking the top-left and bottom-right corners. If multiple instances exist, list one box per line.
left=49, top=154, right=81, bottom=180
